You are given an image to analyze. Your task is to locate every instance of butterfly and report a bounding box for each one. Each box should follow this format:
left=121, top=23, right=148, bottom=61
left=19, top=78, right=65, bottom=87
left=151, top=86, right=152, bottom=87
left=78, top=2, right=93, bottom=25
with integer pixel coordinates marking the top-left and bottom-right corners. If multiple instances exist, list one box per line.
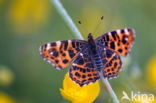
left=39, top=28, right=135, bottom=87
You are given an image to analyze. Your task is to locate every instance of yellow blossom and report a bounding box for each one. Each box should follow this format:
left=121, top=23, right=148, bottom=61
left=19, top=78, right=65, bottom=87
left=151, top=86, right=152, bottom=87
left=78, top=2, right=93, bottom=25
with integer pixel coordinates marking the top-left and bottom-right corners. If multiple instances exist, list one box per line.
left=0, top=92, right=15, bottom=103
left=146, top=55, right=156, bottom=86
left=0, top=66, right=14, bottom=87
left=60, top=73, right=100, bottom=103
left=8, top=0, right=50, bottom=34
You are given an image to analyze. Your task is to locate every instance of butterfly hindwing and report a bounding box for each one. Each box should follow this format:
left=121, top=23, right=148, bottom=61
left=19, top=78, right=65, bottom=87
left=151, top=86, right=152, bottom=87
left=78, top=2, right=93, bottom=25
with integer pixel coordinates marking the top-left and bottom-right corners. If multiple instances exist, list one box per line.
left=69, top=48, right=100, bottom=86
left=102, top=51, right=122, bottom=79
left=97, top=45, right=122, bottom=79
left=40, top=40, right=88, bottom=70
left=96, top=28, right=135, bottom=56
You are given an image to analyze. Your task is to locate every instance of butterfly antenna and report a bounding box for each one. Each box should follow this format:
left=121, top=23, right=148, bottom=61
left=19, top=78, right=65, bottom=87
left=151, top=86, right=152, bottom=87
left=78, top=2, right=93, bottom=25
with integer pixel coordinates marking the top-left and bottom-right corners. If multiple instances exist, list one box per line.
left=92, top=16, right=104, bottom=35
left=78, top=20, right=89, bottom=35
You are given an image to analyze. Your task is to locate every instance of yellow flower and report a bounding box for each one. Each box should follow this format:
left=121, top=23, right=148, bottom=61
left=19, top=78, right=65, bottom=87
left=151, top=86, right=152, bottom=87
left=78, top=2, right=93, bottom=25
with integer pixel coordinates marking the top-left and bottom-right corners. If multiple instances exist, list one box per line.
left=60, top=73, right=100, bottom=103
left=146, top=55, right=156, bottom=86
left=8, top=0, right=50, bottom=34
left=0, top=92, right=15, bottom=103
left=0, top=66, right=14, bottom=87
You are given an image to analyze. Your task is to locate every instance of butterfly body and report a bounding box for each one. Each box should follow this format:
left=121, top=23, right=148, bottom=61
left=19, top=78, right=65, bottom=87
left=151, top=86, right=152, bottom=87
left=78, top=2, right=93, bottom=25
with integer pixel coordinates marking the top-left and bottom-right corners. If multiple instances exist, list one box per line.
left=40, top=28, right=135, bottom=86
left=87, top=33, right=104, bottom=71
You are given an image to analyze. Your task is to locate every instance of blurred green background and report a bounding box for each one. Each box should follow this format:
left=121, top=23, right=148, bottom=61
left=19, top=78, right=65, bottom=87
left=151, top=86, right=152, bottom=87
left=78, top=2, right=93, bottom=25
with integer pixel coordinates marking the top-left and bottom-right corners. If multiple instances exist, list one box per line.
left=0, top=0, right=156, bottom=103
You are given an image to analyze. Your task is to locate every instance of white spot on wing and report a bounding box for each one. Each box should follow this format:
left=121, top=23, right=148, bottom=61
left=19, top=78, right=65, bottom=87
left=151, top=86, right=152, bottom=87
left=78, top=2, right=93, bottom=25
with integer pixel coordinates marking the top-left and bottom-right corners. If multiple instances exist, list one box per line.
left=50, top=52, right=53, bottom=55
left=80, top=53, right=83, bottom=56
left=56, top=67, right=61, bottom=70
left=117, top=29, right=121, bottom=34
left=56, top=41, right=61, bottom=45
left=46, top=43, right=51, bottom=50
left=68, top=40, right=72, bottom=43
left=72, top=63, right=76, bottom=66
left=46, top=60, right=55, bottom=67
left=108, top=32, right=111, bottom=35
left=125, top=38, right=128, bottom=41
left=125, top=29, right=129, bottom=35
left=39, top=46, right=42, bottom=54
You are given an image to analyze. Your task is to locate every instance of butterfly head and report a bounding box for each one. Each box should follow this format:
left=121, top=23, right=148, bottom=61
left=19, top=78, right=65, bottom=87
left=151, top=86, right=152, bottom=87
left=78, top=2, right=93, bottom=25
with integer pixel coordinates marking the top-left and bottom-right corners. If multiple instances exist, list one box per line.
left=88, top=33, right=96, bottom=48
left=88, top=33, right=93, bottom=40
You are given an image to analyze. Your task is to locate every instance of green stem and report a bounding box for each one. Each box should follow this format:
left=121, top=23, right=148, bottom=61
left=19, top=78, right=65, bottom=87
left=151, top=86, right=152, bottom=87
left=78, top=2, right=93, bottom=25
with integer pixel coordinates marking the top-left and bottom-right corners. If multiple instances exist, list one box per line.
left=50, top=0, right=119, bottom=103
left=100, top=72, right=119, bottom=103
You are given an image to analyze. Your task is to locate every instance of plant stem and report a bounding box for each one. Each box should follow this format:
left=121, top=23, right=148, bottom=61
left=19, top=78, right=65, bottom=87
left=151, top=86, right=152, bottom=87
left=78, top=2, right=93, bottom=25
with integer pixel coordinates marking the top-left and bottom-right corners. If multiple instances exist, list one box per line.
left=50, top=0, right=119, bottom=103
left=100, top=72, right=119, bottom=103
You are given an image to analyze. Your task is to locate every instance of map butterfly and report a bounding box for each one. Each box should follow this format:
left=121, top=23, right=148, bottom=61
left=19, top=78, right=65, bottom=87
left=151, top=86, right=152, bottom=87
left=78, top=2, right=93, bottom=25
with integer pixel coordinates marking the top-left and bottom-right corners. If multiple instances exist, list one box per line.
left=39, top=28, right=135, bottom=86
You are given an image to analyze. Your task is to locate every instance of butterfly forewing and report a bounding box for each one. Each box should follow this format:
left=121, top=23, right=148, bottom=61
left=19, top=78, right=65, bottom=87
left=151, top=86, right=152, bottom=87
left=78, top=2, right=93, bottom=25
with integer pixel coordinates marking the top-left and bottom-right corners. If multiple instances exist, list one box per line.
left=40, top=40, right=88, bottom=70
left=96, top=28, right=135, bottom=56
left=69, top=48, right=100, bottom=86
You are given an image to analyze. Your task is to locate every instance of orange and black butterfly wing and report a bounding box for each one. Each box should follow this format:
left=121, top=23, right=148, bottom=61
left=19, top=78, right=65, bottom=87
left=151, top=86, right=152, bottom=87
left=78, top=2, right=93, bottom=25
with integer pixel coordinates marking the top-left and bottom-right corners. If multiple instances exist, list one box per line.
left=96, top=28, right=135, bottom=56
left=102, top=50, right=122, bottom=79
left=95, top=28, right=135, bottom=78
left=97, top=45, right=122, bottom=79
left=40, top=40, right=88, bottom=70
left=69, top=48, right=100, bottom=86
